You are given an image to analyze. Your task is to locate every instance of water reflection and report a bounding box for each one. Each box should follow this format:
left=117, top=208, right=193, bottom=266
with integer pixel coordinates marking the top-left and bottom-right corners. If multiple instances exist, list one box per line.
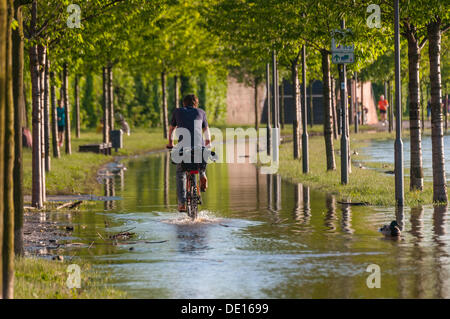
left=340, top=202, right=353, bottom=234
left=164, top=152, right=170, bottom=208
left=175, top=224, right=210, bottom=255
left=325, top=194, right=337, bottom=231
left=395, top=205, right=405, bottom=231
left=433, top=205, right=449, bottom=298
left=42, top=151, right=450, bottom=299
left=361, top=135, right=450, bottom=182
left=103, top=177, right=115, bottom=211
left=292, top=183, right=311, bottom=224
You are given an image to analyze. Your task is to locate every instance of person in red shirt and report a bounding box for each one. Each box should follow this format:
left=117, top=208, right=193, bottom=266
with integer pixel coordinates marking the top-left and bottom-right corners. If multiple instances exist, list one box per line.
left=378, top=95, right=389, bottom=125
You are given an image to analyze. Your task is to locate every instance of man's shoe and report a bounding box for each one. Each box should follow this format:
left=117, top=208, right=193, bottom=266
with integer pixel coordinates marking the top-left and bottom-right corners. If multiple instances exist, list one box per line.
left=178, top=203, right=186, bottom=212
left=200, top=176, right=208, bottom=192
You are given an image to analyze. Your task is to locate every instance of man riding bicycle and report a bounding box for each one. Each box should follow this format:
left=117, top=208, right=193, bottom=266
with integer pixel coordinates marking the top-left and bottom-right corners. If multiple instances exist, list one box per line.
left=166, top=94, right=211, bottom=212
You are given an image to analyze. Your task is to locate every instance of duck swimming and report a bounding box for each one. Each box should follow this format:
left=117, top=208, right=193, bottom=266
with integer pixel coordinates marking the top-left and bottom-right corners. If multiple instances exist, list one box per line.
left=379, top=220, right=401, bottom=237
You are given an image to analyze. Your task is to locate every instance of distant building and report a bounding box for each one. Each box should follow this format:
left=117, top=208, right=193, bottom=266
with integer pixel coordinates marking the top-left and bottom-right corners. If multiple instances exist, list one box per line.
left=226, top=76, right=378, bottom=126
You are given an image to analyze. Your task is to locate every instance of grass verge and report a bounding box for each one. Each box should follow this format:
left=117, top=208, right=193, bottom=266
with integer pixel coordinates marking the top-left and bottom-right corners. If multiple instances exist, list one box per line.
left=276, top=130, right=434, bottom=206
left=14, top=257, right=126, bottom=299
left=23, top=128, right=167, bottom=195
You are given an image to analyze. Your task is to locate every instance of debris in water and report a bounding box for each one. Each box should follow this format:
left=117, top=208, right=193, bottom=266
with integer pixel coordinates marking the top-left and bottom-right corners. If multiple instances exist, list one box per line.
left=337, top=201, right=368, bottom=206
left=57, top=201, right=83, bottom=210
left=144, top=240, right=168, bottom=244
left=109, top=227, right=136, bottom=240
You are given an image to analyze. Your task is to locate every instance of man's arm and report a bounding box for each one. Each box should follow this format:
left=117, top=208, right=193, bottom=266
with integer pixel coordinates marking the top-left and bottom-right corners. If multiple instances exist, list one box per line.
left=167, top=109, right=178, bottom=148
left=202, top=111, right=210, bottom=147
left=203, top=126, right=211, bottom=147
left=167, top=125, right=176, bottom=148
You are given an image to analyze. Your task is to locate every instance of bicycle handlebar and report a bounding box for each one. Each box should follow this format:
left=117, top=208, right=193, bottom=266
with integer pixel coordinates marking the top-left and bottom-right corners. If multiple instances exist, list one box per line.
left=170, top=146, right=217, bottom=161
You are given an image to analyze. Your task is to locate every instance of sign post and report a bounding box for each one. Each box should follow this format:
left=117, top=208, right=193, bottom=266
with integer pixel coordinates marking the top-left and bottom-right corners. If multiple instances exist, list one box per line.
left=332, top=23, right=354, bottom=185
left=394, top=0, right=404, bottom=206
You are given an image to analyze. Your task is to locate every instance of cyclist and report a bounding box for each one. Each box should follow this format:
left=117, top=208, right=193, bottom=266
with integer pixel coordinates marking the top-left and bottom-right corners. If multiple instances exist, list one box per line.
left=166, top=94, right=211, bottom=212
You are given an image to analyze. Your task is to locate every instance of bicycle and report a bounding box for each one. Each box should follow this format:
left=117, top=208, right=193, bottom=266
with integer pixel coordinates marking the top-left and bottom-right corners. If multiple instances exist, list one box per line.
left=168, top=146, right=216, bottom=220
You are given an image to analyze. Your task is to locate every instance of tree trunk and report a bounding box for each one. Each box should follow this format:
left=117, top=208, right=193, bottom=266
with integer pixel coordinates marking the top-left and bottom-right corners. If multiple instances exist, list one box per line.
left=360, top=80, right=364, bottom=125
left=38, top=45, right=46, bottom=203
left=50, top=71, right=59, bottom=158
left=291, top=60, right=301, bottom=159
left=102, top=67, right=109, bottom=144
left=174, top=75, right=179, bottom=108
left=406, top=28, right=423, bottom=191
left=354, top=73, right=358, bottom=133
left=74, top=75, right=80, bottom=138
left=63, top=63, right=71, bottom=154
left=2, top=0, right=15, bottom=298
left=108, top=66, right=114, bottom=132
left=29, top=0, right=42, bottom=209
left=30, top=45, right=42, bottom=208
left=331, top=76, right=338, bottom=139
left=12, top=2, right=24, bottom=256
left=309, top=82, right=313, bottom=127
left=280, top=79, right=285, bottom=129
left=348, top=78, right=353, bottom=125
left=43, top=56, right=50, bottom=172
left=161, top=71, right=168, bottom=139
left=0, top=0, right=6, bottom=296
left=428, top=17, right=447, bottom=202
left=321, top=50, right=335, bottom=170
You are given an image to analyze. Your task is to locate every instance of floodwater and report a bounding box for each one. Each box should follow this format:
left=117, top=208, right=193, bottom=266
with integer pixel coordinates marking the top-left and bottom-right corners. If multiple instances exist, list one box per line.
left=360, top=134, right=450, bottom=182
left=50, top=145, right=450, bottom=299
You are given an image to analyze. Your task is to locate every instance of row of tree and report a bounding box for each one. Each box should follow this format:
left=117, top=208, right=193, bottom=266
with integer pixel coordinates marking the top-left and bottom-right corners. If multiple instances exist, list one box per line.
left=204, top=0, right=449, bottom=203
left=0, top=0, right=449, bottom=298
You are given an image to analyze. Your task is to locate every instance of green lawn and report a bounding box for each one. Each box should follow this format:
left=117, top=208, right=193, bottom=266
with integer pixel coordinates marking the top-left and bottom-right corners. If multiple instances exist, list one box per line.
left=23, top=128, right=167, bottom=196
left=14, top=257, right=126, bottom=299
left=275, top=130, right=434, bottom=207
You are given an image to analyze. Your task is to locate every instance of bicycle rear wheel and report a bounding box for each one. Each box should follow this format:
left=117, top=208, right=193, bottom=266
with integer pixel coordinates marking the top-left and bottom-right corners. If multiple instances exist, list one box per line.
left=186, top=175, right=199, bottom=220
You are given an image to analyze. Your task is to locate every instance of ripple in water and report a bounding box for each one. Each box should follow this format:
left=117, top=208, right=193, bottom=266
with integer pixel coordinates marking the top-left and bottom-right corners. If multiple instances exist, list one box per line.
left=160, top=210, right=223, bottom=225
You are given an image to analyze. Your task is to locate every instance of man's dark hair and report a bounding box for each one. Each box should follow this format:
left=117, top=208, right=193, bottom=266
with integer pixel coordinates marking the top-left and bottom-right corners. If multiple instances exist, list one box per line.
left=183, top=94, right=199, bottom=107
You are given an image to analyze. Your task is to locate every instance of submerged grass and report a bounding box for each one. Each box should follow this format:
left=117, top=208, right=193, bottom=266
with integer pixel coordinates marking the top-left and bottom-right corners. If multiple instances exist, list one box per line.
left=14, top=257, right=126, bottom=299
left=23, top=128, right=167, bottom=195
left=276, top=130, right=434, bottom=207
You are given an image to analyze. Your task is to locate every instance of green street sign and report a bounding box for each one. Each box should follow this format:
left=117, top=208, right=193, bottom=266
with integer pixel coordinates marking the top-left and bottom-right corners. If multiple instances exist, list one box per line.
left=332, top=52, right=354, bottom=64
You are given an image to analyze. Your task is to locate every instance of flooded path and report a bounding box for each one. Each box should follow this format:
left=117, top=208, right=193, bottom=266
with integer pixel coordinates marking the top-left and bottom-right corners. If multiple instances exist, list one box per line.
left=360, top=134, right=450, bottom=182
left=38, top=146, right=450, bottom=298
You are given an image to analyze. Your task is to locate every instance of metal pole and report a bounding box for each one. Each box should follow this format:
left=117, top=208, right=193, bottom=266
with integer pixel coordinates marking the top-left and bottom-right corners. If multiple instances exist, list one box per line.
left=302, top=45, right=309, bottom=173
left=266, top=63, right=271, bottom=155
left=340, top=19, right=349, bottom=185
left=272, top=50, right=279, bottom=163
left=354, top=72, right=358, bottom=133
left=394, top=0, right=404, bottom=206
left=337, top=78, right=342, bottom=135
left=309, top=82, right=314, bottom=128
left=272, top=50, right=278, bottom=129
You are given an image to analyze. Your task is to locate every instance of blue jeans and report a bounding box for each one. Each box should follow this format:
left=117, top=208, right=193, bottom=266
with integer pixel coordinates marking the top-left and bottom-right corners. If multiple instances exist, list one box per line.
left=176, top=164, right=206, bottom=205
